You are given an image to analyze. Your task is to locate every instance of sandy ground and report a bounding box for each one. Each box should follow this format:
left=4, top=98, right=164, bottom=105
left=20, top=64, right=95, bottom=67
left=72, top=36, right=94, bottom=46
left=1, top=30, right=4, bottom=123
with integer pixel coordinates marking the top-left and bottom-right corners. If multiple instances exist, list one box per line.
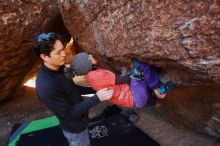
left=1, top=86, right=219, bottom=146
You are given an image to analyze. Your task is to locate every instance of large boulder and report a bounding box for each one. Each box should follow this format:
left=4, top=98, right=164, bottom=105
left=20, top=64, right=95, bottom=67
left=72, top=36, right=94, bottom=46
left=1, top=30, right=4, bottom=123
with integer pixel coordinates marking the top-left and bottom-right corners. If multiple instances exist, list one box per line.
left=0, top=0, right=70, bottom=102
left=59, top=0, right=220, bottom=138
left=59, top=0, right=220, bottom=85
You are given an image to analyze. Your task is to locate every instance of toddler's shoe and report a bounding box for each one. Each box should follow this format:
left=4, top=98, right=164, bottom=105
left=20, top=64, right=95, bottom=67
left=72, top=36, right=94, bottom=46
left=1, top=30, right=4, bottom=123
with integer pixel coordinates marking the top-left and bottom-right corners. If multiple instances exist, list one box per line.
left=155, top=80, right=173, bottom=95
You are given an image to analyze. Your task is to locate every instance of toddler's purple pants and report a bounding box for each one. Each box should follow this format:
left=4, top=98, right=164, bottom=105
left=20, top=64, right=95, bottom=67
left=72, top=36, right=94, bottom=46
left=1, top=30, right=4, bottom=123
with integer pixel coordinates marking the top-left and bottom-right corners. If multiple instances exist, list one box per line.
left=130, top=62, right=160, bottom=108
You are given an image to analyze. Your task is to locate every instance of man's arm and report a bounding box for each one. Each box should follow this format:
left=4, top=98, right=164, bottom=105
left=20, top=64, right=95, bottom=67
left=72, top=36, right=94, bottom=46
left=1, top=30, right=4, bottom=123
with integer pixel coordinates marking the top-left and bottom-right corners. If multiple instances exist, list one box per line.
left=37, top=86, right=113, bottom=120
left=38, top=87, right=100, bottom=120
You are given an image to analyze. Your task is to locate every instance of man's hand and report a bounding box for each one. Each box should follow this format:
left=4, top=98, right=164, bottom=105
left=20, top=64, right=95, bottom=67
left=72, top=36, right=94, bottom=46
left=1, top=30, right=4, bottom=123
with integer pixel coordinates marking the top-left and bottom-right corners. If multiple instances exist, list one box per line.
left=96, top=88, right=113, bottom=101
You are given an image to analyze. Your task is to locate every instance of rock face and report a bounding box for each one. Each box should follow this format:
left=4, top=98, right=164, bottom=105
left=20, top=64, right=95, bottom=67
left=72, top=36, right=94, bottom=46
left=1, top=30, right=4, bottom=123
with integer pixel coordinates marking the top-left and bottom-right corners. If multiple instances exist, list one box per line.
left=0, top=0, right=70, bottom=101
left=163, top=85, right=220, bottom=138
left=59, top=0, right=220, bottom=137
left=60, top=0, right=220, bottom=85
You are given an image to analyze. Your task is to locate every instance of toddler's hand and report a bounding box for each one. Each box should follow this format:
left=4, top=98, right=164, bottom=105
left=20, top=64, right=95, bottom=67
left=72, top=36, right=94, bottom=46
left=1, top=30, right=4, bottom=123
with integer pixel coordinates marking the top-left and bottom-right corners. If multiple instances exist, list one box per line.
left=154, top=90, right=166, bottom=99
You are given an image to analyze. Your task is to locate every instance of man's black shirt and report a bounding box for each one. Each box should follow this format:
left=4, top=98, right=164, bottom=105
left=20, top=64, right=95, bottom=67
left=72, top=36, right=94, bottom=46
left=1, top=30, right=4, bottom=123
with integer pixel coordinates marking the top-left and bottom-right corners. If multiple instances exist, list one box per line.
left=36, top=64, right=99, bottom=133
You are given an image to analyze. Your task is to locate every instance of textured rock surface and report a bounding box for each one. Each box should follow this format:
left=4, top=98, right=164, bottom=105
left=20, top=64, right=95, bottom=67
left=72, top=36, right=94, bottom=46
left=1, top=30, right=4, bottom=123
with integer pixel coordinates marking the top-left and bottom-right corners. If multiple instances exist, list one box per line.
left=0, top=0, right=70, bottom=101
left=59, top=0, right=220, bottom=138
left=60, top=0, right=220, bottom=85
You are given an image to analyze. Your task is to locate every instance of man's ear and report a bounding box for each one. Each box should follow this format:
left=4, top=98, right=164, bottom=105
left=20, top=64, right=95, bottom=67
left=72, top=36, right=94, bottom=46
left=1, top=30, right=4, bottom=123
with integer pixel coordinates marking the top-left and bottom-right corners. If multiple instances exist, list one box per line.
left=40, top=54, right=48, bottom=62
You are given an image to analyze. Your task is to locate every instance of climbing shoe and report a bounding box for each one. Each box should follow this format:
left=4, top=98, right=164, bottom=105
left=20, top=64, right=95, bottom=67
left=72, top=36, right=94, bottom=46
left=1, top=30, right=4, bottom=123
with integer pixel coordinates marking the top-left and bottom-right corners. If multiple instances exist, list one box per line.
left=155, top=80, right=173, bottom=95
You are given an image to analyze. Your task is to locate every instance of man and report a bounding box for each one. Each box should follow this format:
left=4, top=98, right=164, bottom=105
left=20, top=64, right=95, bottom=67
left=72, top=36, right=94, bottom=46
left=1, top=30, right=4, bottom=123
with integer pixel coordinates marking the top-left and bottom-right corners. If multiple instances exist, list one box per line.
left=32, top=32, right=113, bottom=146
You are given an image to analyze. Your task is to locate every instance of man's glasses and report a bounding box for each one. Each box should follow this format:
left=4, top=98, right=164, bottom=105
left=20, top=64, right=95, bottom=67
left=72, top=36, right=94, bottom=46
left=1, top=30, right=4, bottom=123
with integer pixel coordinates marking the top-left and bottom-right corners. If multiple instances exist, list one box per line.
left=37, top=33, right=55, bottom=42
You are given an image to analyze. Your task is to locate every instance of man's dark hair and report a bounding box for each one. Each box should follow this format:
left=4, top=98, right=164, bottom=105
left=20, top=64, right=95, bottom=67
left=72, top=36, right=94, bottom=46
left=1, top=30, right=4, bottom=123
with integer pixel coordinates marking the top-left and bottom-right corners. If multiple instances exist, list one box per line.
left=32, top=32, right=63, bottom=57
